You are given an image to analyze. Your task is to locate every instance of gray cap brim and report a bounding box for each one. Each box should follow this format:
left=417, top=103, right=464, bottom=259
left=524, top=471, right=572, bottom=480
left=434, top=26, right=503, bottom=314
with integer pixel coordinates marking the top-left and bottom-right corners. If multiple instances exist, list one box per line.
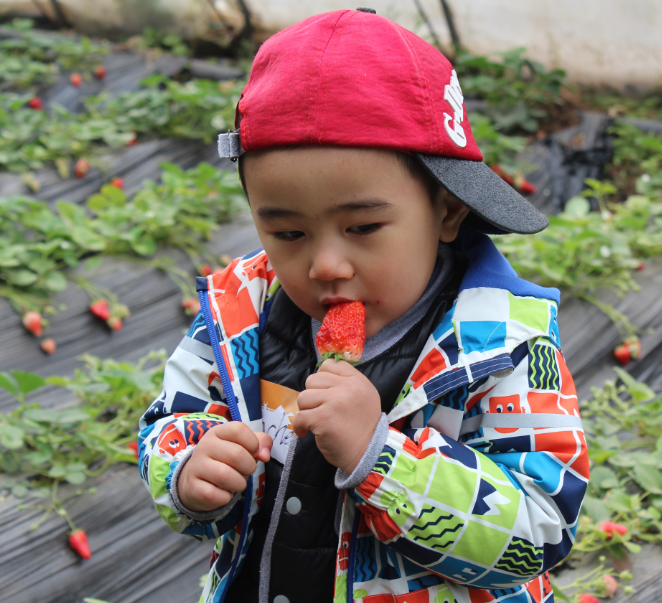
left=413, top=153, right=549, bottom=235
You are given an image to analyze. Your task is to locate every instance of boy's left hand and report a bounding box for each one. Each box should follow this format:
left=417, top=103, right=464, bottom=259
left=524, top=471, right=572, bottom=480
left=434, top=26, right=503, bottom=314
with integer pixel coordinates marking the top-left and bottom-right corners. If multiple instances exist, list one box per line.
left=293, top=359, right=382, bottom=475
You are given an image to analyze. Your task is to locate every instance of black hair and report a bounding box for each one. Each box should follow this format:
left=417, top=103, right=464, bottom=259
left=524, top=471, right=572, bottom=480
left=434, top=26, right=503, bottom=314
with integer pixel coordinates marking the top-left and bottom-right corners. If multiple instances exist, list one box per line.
left=238, top=149, right=442, bottom=204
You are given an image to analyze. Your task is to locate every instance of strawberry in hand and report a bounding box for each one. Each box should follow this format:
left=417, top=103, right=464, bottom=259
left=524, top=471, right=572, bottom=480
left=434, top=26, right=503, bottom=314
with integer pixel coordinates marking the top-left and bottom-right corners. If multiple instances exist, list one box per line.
left=316, top=301, right=365, bottom=363
left=296, top=300, right=380, bottom=474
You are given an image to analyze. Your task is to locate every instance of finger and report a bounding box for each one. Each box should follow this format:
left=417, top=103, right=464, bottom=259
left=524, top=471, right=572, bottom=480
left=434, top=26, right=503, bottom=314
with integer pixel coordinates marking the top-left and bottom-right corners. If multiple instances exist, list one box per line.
left=297, top=388, right=327, bottom=411
left=211, top=421, right=260, bottom=456
left=184, top=479, right=234, bottom=511
left=292, top=409, right=315, bottom=438
left=304, top=371, right=339, bottom=390
left=254, top=431, right=273, bottom=462
left=317, top=358, right=358, bottom=376
left=206, top=439, right=257, bottom=477
left=198, top=458, right=249, bottom=493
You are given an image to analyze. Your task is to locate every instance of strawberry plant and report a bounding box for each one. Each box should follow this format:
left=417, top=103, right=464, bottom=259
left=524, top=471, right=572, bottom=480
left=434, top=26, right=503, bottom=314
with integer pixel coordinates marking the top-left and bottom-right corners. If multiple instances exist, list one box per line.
left=0, top=19, right=109, bottom=91
left=0, top=162, right=245, bottom=321
left=495, top=175, right=662, bottom=341
left=0, top=74, right=244, bottom=173
left=455, top=47, right=567, bottom=133
left=0, top=352, right=164, bottom=501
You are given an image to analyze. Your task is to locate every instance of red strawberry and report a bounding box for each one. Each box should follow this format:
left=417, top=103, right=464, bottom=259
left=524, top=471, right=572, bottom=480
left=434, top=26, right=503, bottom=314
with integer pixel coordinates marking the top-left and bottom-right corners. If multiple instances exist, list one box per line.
left=110, top=177, right=124, bottom=189
left=75, top=158, right=89, bottom=178
left=128, top=441, right=139, bottom=458
left=181, top=297, right=201, bottom=315
left=636, top=262, right=645, bottom=271
left=613, top=345, right=630, bottom=366
left=579, top=595, right=600, bottom=603
left=94, top=65, right=106, bottom=79
left=27, top=97, right=43, bottom=110
left=491, top=164, right=515, bottom=185
left=316, top=301, right=365, bottom=363
left=127, top=133, right=137, bottom=146
left=200, top=264, right=213, bottom=277
left=23, top=311, right=43, bottom=336
left=70, top=73, right=82, bottom=87
left=600, top=520, right=628, bottom=539
left=107, top=317, right=123, bottom=331
left=603, top=575, right=618, bottom=597
left=517, top=178, right=537, bottom=195
left=41, top=338, right=56, bottom=355
left=89, top=300, right=110, bottom=321
left=68, top=529, right=91, bottom=559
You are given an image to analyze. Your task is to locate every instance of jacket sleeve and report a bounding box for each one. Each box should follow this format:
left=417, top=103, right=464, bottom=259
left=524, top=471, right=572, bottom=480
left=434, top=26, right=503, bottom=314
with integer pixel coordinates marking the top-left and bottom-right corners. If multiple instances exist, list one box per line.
left=137, top=310, right=245, bottom=542
left=349, top=336, right=589, bottom=589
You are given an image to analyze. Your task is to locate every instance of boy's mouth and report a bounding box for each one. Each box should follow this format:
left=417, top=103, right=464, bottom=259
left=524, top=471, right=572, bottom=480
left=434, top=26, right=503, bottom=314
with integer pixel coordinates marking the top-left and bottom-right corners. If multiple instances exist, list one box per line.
left=320, top=296, right=356, bottom=309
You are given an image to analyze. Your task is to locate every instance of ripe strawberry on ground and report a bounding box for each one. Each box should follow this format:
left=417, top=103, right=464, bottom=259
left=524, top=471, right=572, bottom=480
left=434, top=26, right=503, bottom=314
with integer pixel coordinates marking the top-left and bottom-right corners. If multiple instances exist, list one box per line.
left=599, top=520, right=628, bottom=539
left=41, top=338, right=56, bottom=355
left=316, top=301, right=365, bottom=363
left=68, top=529, right=91, bottom=559
left=579, top=595, right=600, bottom=603
left=613, top=344, right=630, bottom=366
left=27, top=97, right=43, bottom=110
left=70, top=73, right=82, bottom=87
left=22, top=311, right=43, bottom=336
left=181, top=297, right=201, bottom=315
left=127, top=133, right=138, bottom=146
left=94, top=65, right=106, bottom=79
left=200, top=264, right=213, bottom=277
left=75, top=158, right=90, bottom=178
left=107, top=317, right=123, bottom=331
left=514, top=174, right=537, bottom=195
left=89, top=300, right=110, bottom=321
left=110, top=177, right=124, bottom=189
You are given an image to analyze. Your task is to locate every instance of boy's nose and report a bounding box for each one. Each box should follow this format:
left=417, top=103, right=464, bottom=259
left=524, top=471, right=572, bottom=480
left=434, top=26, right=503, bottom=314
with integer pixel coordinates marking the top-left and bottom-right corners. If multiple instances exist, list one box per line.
left=309, top=249, right=354, bottom=281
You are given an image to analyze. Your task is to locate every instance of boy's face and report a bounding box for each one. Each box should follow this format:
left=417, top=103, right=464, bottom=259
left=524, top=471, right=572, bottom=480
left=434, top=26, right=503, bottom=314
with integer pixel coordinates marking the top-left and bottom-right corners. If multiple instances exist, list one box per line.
left=243, top=147, right=468, bottom=338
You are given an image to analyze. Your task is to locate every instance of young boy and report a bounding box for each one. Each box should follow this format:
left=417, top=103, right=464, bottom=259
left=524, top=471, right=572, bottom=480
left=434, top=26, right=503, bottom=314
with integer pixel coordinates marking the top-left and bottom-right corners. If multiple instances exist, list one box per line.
left=138, top=9, right=589, bottom=603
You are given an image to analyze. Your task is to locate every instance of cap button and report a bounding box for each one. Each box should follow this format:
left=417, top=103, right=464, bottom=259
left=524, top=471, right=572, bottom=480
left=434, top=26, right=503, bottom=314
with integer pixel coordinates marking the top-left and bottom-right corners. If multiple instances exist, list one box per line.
left=356, top=7, right=377, bottom=13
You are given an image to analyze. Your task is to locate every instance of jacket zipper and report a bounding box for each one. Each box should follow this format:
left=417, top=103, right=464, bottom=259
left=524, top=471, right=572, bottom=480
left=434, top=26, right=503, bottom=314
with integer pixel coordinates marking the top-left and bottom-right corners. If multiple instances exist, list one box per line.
left=346, top=510, right=361, bottom=603
left=197, top=277, right=252, bottom=602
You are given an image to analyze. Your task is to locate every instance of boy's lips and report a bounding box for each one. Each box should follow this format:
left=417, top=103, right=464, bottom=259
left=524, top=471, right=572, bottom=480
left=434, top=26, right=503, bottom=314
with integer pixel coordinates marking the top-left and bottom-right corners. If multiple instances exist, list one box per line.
left=320, top=296, right=355, bottom=307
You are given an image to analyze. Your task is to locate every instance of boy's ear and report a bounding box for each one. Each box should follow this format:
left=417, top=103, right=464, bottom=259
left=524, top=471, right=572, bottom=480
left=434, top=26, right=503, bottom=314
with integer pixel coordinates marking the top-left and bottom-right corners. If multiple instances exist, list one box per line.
left=438, top=189, right=470, bottom=243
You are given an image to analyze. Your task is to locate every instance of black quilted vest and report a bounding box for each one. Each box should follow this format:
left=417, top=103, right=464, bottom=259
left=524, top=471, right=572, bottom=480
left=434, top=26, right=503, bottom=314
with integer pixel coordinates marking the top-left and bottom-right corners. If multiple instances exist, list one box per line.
left=226, top=260, right=464, bottom=602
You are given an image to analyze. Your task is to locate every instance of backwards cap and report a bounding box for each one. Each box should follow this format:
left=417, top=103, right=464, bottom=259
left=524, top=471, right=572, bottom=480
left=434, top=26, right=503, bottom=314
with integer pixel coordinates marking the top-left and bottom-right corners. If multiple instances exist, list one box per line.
left=219, top=8, right=548, bottom=235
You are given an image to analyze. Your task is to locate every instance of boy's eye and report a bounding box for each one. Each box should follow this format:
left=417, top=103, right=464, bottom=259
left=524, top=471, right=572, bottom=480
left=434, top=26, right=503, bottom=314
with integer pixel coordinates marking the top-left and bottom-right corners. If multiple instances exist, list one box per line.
left=273, top=230, right=304, bottom=241
left=347, top=223, right=382, bottom=235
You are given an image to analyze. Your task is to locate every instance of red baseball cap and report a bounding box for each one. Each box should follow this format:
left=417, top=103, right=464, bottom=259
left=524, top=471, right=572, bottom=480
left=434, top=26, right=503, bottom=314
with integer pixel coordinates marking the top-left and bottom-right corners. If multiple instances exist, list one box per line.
left=218, top=8, right=548, bottom=235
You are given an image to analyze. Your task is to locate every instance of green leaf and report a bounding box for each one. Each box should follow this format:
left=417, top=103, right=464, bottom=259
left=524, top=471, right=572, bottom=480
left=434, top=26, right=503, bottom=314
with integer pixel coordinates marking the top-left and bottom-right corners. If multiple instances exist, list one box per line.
left=0, top=372, right=18, bottom=396
left=64, top=471, right=87, bottom=485
left=564, top=196, right=590, bottom=218
left=86, top=194, right=108, bottom=212
left=11, top=484, right=28, bottom=498
left=44, top=270, right=67, bottom=292
left=549, top=578, right=570, bottom=602
left=11, top=371, right=46, bottom=396
left=0, top=423, right=25, bottom=449
left=633, top=464, right=662, bottom=494
left=131, top=235, right=156, bottom=256
left=581, top=495, right=611, bottom=523
left=100, top=184, right=126, bottom=206
left=5, top=268, right=38, bottom=286
left=56, top=408, right=91, bottom=424
left=614, top=367, right=656, bottom=402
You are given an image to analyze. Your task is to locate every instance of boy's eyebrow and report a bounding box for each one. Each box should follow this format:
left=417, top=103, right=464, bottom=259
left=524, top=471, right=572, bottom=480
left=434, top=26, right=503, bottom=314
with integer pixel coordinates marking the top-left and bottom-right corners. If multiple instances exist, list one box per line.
left=256, top=199, right=394, bottom=220
left=327, top=199, right=394, bottom=215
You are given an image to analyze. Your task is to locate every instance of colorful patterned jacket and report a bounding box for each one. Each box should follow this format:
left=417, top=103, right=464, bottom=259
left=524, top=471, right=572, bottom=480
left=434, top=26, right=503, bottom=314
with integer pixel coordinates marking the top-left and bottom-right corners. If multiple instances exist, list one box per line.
left=138, top=229, right=589, bottom=603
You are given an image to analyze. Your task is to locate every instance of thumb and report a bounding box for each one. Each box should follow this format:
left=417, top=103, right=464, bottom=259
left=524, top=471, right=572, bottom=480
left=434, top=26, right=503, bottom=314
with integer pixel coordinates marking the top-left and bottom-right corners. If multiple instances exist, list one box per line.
left=254, top=431, right=273, bottom=462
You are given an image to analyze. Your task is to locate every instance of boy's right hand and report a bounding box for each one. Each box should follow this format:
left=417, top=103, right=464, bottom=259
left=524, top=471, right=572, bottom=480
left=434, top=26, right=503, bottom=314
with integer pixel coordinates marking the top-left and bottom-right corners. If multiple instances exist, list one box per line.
left=178, top=422, right=273, bottom=512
